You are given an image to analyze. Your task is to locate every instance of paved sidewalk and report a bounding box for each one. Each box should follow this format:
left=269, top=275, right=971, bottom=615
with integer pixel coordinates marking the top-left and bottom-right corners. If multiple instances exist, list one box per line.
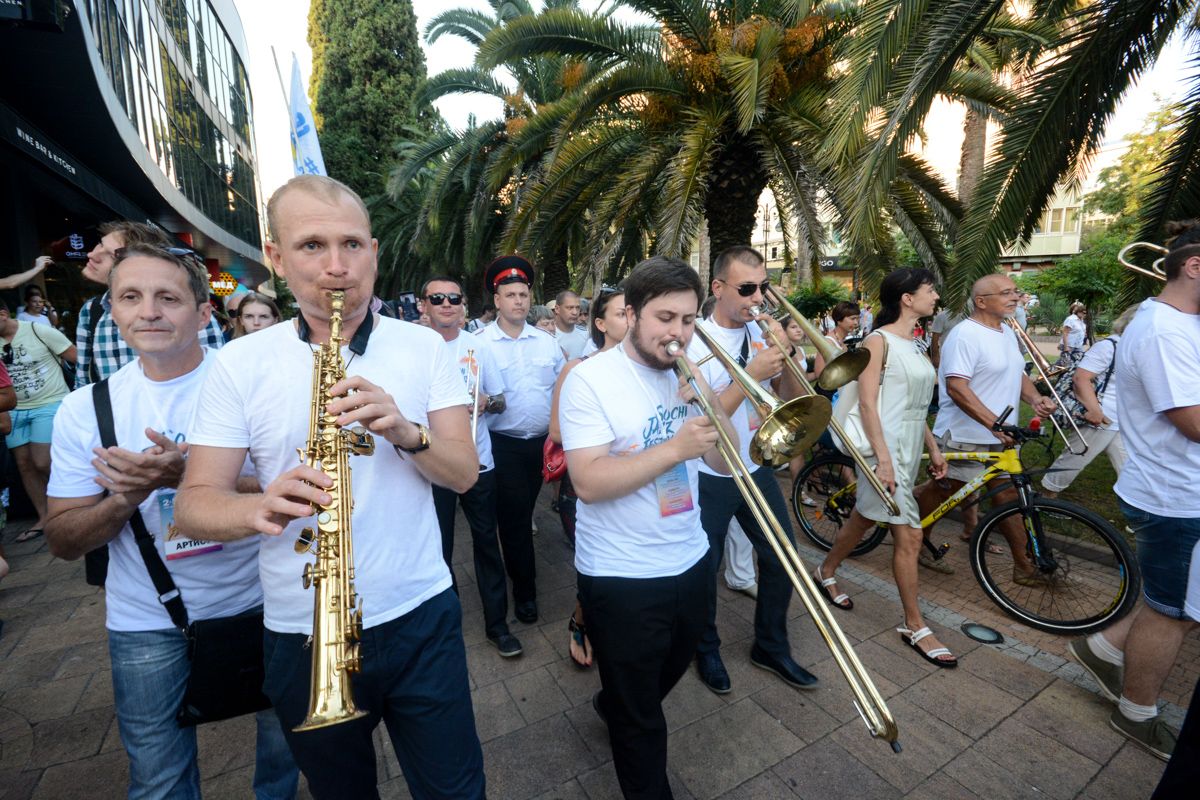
left=0, top=479, right=1186, bottom=799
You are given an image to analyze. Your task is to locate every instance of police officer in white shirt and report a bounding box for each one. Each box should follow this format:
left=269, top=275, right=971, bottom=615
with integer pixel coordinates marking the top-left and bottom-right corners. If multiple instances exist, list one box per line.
left=915, top=274, right=1056, bottom=581
left=44, top=245, right=298, bottom=799
left=552, top=290, right=590, bottom=359
left=479, top=256, right=566, bottom=624
left=560, top=255, right=735, bottom=798
left=1067, top=222, right=1200, bottom=764
left=422, top=274, right=523, bottom=658
left=174, top=176, right=485, bottom=799
left=688, top=246, right=819, bottom=695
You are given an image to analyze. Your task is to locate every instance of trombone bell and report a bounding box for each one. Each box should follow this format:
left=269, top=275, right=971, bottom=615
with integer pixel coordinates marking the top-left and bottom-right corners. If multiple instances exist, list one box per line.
left=1118, top=242, right=1168, bottom=282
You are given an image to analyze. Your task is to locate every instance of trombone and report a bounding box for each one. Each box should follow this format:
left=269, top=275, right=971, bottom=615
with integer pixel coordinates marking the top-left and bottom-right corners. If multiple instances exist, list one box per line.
left=668, top=341, right=902, bottom=753
left=467, top=347, right=481, bottom=443
left=753, top=288, right=901, bottom=517
left=1118, top=242, right=1168, bottom=282
left=690, top=325, right=831, bottom=465
left=1003, top=319, right=1089, bottom=455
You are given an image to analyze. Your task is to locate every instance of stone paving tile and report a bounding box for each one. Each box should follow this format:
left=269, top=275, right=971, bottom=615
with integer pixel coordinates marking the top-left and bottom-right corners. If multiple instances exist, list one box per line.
left=1012, top=678, right=1126, bottom=764
left=470, top=680, right=526, bottom=744
left=747, top=682, right=840, bottom=746
left=851, top=637, right=937, bottom=692
left=28, top=707, right=112, bottom=769
left=480, top=715, right=599, bottom=800
left=29, top=749, right=127, bottom=800
left=195, top=713, right=259, bottom=779
left=899, top=666, right=1024, bottom=739
left=544, top=655, right=602, bottom=709
left=465, top=626, right=559, bottom=689
left=830, top=696, right=970, bottom=794
left=972, top=717, right=1102, bottom=800
left=576, top=763, right=696, bottom=800
left=902, top=771, right=982, bottom=800
left=957, top=638, right=1057, bottom=701
left=1079, top=742, right=1165, bottom=800
left=563, top=697, right=611, bottom=763
left=715, top=772, right=800, bottom=800
left=72, top=671, right=113, bottom=715
left=0, top=766, right=40, bottom=800
left=530, top=777, right=589, bottom=800
left=505, top=666, right=573, bottom=725
left=1, top=674, right=89, bottom=724
left=661, top=669, right=727, bottom=733
left=801, top=655, right=903, bottom=724
left=773, top=738, right=899, bottom=800
left=669, top=698, right=804, bottom=800
left=52, top=641, right=110, bottom=682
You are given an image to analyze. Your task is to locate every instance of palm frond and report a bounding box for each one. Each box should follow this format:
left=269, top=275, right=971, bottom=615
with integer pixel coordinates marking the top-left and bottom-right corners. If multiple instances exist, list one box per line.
left=624, top=1, right=716, bottom=50
left=476, top=8, right=660, bottom=69
left=656, top=105, right=727, bottom=255
left=425, top=8, right=496, bottom=46
left=890, top=183, right=952, bottom=280
left=421, top=68, right=513, bottom=103
left=1138, top=44, right=1200, bottom=242
left=385, top=128, right=465, bottom=197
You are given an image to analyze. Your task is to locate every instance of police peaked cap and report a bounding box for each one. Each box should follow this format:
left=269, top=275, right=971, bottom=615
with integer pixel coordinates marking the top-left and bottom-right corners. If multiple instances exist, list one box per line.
left=485, top=255, right=535, bottom=293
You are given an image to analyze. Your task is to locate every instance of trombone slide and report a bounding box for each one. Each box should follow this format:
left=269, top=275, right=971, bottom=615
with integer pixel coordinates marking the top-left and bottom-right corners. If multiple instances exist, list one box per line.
left=1004, top=318, right=1089, bottom=456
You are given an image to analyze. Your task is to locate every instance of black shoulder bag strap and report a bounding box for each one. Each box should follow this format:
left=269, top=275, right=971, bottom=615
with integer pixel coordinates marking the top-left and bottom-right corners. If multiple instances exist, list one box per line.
left=86, top=295, right=105, bottom=385
left=92, top=379, right=189, bottom=631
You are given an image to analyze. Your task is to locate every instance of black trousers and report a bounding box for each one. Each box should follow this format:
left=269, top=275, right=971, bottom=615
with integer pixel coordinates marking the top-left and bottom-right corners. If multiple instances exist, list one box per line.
left=432, top=469, right=509, bottom=639
left=1153, top=673, right=1200, bottom=798
left=697, top=467, right=795, bottom=658
left=579, top=555, right=712, bottom=800
left=489, top=431, right=544, bottom=604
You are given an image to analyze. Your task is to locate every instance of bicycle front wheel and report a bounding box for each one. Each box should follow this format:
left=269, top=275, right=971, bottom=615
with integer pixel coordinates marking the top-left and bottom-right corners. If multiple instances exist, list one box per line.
left=791, top=453, right=888, bottom=556
left=970, top=498, right=1140, bottom=635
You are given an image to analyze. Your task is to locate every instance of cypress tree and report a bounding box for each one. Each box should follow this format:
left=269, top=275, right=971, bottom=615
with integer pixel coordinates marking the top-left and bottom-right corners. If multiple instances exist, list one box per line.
left=307, top=0, right=437, bottom=198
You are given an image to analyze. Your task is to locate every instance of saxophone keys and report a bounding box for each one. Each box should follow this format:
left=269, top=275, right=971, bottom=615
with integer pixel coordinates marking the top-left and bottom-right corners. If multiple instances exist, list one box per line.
left=295, top=527, right=316, bottom=555
left=301, top=562, right=315, bottom=590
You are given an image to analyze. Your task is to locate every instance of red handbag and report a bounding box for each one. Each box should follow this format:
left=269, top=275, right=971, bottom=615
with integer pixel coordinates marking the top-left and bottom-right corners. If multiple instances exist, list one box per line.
left=542, top=437, right=567, bottom=482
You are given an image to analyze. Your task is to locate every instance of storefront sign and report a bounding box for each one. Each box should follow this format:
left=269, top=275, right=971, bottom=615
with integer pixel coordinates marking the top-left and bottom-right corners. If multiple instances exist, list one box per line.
left=210, top=271, right=238, bottom=297
left=14, top=126, right=77, bottom=176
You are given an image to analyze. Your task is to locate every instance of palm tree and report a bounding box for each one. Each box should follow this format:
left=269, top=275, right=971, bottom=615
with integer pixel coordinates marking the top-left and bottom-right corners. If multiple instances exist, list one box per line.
left=475, top=0, right=1007, bottom=291
left=378, top=0, right=605, bottom=302
left=830, top=0, right=1200, bottom=304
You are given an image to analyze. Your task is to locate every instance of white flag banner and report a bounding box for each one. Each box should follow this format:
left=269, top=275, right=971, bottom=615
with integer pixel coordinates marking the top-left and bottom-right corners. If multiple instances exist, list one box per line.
left=289, top=56, right=326, bottom=176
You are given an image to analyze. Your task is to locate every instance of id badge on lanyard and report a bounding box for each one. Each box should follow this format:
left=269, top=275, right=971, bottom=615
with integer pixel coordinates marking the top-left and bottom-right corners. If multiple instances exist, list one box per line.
left=160, top=491, right=222, bottom=560
left=655, top=462, right=694, bottom=517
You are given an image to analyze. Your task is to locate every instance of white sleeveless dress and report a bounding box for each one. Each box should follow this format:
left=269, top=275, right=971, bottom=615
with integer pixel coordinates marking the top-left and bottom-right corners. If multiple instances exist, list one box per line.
left=854, top=330, right=936, bottom=527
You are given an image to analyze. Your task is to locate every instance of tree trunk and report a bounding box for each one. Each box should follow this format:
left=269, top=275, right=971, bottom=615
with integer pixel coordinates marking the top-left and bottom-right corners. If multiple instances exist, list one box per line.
left=704, top=132, right=770, bottom=265
left=539, top=244, right=571, bottom=301
left=957, top=106, right=988, bottom=213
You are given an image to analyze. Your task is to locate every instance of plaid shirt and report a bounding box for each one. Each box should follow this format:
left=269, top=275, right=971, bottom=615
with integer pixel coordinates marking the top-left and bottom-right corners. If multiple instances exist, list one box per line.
left=74, top=292, right=225, bottom=388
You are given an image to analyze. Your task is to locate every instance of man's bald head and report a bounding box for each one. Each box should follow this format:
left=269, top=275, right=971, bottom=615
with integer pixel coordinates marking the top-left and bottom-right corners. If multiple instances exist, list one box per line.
left=267, top=175, right=370, bottom=243
left=971, top=274, right=1014, bottom=307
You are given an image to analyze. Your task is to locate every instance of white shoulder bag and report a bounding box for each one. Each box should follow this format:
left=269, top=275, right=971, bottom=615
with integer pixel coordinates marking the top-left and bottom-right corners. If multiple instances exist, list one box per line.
left=831, top=333, right=889, bottom=458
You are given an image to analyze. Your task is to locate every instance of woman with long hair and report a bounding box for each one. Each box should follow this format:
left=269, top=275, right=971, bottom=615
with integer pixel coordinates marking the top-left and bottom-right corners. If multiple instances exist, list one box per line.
left=548, top=286, right=628, bottom=669
left=815, top=268, right=957, bottom=667
left=232, top=292, right=282, bottom=338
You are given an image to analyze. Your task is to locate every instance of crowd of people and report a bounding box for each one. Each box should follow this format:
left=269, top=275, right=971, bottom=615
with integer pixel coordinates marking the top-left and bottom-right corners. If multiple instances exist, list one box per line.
left=0, top=173, right=1195, bottom=798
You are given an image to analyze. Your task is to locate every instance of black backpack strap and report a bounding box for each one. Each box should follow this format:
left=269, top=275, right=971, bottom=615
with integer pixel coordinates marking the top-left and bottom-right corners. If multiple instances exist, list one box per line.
left=92, top=379, right=189, bottom=631
left=86, top=295, right=105, bottom=385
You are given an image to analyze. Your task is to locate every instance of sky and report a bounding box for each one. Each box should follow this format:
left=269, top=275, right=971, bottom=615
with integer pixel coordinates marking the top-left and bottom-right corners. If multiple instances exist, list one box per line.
left=239, top=0, right=1196, bottom=205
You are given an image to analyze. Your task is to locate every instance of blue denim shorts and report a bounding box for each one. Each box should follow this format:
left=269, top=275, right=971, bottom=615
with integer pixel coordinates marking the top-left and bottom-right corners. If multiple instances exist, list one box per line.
left=1120, top=499, right=1200, bottom=619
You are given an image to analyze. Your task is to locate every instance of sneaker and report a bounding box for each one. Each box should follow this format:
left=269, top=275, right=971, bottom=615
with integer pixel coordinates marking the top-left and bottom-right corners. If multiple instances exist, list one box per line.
left=726, top=582, right=758, bottom=600
left=800, top=492, right=817, bottom=508
left=1067, top=638, right=1122, bottom=703
left=1109, top=710, right=1176, bottom=761
left=918, top=550, right=955, bottom=574
left=487, top=632, right=524, bottom=658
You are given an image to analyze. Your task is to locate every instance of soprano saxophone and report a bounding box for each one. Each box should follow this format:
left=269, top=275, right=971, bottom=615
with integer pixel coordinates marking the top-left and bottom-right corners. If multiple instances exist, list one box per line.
left=293, top=291, right=374, bottom=731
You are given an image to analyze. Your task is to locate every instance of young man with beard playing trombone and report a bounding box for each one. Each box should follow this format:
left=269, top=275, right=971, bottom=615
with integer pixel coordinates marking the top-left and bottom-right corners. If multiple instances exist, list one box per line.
left=559, top=256, right=736, bottom=799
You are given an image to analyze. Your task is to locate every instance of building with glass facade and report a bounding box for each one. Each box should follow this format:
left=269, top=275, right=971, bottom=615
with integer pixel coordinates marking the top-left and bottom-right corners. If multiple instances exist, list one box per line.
left=0, top=0, right=269, bottom=324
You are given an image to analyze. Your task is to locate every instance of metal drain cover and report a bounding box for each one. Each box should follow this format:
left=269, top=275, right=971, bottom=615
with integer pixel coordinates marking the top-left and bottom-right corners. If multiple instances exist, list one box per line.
left=961, top=623, right=1004, bottom=644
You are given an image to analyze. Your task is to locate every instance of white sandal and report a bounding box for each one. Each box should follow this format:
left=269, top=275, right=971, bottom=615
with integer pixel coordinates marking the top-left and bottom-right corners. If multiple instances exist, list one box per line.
left=897, top=625, right=957, bottom=669
left=813, top=568, right=853, bottom=610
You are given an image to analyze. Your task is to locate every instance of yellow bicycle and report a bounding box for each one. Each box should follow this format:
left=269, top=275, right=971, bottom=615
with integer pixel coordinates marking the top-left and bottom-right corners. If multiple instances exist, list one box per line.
left=791, top=410, right=1139, bottom=634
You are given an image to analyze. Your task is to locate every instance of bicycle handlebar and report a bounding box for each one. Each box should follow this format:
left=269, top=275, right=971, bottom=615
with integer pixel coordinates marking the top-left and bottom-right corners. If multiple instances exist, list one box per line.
left=991, top=405, right=1044, bottom=444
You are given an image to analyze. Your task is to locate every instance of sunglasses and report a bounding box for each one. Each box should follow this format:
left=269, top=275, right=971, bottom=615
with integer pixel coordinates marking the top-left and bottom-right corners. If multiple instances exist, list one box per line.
left=2, top=344, right=11, bottom=366
left=721, top=279, right=771, bottom=298
left=426, top=293, right=464, bottom=306
left=112, top=246, right=197, bottom=261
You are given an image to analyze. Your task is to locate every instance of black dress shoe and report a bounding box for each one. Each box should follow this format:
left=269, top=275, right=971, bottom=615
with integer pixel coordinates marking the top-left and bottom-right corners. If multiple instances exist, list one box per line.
left=696, top=651, right=732, bottom=694
left=750, top=645, right=819, bottom=691
left=515, top=600, right=538, bottom=624
left=487, top=632, right=524, bottom=658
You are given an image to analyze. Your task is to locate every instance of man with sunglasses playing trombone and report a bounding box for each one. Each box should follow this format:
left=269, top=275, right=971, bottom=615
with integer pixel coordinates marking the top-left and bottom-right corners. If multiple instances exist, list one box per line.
left=422, top=275, right=522, bottom=658
left=687, top=245, right=819, bottom=695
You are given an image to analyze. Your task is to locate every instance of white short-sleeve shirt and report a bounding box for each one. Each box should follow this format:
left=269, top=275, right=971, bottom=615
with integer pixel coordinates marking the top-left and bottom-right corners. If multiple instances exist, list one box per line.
left=687, top=318, right=773, bottom=475
left=555, top=326, right=591, bottom=361
left=1114, top=299, right=1200, bottom=517
left=49, top=352, right=263, bottom=632
left=440, top=333, right=504, bottom=472
left=1062, top=314, right=1087, bottom=349
left=559, top=345, right=709, bottom=578
left=187, top=317, right=468, bottom=634
left=932, top=318, right=1025, bottom=444
left=1076, top=336, right=1120, bottom=431
left=481, top=322, right=565, bottom=438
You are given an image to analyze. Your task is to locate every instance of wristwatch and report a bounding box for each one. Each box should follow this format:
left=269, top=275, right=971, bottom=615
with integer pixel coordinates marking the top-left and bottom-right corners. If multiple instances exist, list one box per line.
left=394, top=422, right=431, bottom=455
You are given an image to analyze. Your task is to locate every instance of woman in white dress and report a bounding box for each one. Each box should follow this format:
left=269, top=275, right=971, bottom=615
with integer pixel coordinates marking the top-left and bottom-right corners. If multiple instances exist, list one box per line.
left=1058, top=302, right=1089, bottom=367
left=815, top=268, right=956, bottom=667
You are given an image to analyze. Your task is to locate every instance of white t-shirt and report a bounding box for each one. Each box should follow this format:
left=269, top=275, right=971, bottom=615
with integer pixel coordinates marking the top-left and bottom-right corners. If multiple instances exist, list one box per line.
left=933, top=318, right=1025, bottom=444
left=1076, top=336, right=1120, bottom=431
left=555, top=326, right=590, bottom=361
left=688, top=318, right=772, bottom=475
left=1062, top=314, right=1087, bottom=349
left=481, top=322, right=565, bottom=438
left=16, top=311, right=52, bottom=327
left=48, top=352, right=263, bottom=632
left=440, top=333, right=504, bottom=472
left=1114, top=299, right=1200, bottom=517
left=188, top=318, right=467, bottom=634
left=930, top=310, right=965, bottom=336
left=559, top=345, right=709, bottom=578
